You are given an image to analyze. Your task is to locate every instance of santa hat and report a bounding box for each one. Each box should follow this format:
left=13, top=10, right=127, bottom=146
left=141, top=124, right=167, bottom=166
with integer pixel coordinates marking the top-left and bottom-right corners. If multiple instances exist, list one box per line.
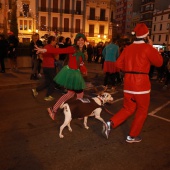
left=134, top=23, right=149, bottom=38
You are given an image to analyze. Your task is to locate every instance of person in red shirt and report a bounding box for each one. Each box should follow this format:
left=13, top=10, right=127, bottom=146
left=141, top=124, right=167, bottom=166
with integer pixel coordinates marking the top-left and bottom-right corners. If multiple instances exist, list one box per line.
left=102, top=23, right=163, bottom=143
left=32, top=36, right=58, bottom=101
left=35, top=33, right=87, bottom=120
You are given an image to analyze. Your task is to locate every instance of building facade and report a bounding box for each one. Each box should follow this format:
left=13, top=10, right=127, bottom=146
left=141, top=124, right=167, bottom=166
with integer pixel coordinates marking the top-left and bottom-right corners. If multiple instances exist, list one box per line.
left=85, top=0, right=115, bottom=45
left=0, top=0, right=115, bottom=45
left=152, top=7, right=170, bottom=51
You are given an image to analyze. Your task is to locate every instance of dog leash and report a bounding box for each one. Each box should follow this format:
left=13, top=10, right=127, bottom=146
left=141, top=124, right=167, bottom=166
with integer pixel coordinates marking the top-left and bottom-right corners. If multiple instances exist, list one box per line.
left=103, top=107, right=114, bottom=115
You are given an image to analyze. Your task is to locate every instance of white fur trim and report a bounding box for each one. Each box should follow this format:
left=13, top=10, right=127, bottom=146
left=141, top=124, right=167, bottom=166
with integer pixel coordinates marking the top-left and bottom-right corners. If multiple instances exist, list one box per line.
left=136, top=32, right=149, bottom=38
left=124, top=90, right=150, bottom=94
left=133, top=40, right=145, bottom=44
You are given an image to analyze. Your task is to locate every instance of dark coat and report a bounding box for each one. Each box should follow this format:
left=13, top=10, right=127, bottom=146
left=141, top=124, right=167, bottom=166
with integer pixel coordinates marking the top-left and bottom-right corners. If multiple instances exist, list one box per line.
left=66, top=98, right=101, bottom=119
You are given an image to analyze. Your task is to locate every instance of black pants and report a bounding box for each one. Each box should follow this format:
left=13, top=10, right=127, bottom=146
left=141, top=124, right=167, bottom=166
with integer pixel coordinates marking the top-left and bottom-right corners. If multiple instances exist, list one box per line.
left=0, top=57, right=5, bottom=72
left=165, top=70, right=170, bottom=85
left=104, top=72, right=116, bottom=87
left=36, top=67, right=56, bottom=97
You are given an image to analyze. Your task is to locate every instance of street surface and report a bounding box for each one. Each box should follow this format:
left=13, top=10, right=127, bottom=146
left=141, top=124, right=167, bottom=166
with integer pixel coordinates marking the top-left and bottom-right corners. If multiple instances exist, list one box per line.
left=0, top=74, right=170, bottom=170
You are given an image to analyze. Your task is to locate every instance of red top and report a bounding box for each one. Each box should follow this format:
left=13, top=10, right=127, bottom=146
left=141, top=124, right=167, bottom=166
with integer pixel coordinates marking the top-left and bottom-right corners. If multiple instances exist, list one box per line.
left=45, top=45, right=84, bottom=69
left=42, top=44, right=56, bottom=68
left=116, top=41, right=163, bottom=93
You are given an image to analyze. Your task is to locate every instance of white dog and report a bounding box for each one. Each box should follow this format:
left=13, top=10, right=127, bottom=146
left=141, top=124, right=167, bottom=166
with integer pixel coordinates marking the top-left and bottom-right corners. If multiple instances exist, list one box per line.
left=59, top=92, right=113, bottom=138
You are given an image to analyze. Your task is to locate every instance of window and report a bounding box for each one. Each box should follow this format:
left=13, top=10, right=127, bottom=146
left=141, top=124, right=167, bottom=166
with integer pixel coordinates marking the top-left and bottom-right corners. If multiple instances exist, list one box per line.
left=90, top=8, right=95, bottom=20
left=40, top=16, right=46, bottom=31
left=158, top=35, right=161, bottom=41
left=52, top=17, right=58, bottom=31
left=99, top=25, right=104, bottom=35
left=89, top=25, right=94, bottom=37
left=28, top=20, right=32, bottom=30
left=75, top=19, right=80, bottom=33
left=41, top=0, right=46, bottom=11
left=65, top=0, right=70, bottom=13
left=53, top=0, right=58, bottom=12
left=100, top=9, right=105, bottom=21
left=64, top=18, right=69, bottom=32
left=160, top=24, right=162, bottom=31
left=23, top=4, right=29, bottom=17
left=19, top=20, right=23, bottom=30
left=8, top=0, right=12, bottom=9
left=165, top=35, right=168, bottom=41
left=76, top=0, right=81, bottom=14
left=24, top=20, right=27, bottom=30
left=153, top=25, right=156, bottom=31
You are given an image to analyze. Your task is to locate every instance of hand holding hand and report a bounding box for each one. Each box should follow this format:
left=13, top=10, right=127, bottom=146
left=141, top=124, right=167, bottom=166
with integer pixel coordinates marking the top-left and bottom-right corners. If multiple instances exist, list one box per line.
left=34, top=45, right=47, bottom=54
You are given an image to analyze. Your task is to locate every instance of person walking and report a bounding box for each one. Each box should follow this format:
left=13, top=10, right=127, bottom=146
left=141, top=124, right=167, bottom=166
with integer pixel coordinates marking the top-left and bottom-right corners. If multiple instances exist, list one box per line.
left=32, top=36, right=59, bottom=101
left=29, top=33, right=43, bottom=80
left=36, top=33, right=87, bottom=120
left=102, top=38, right=119, bottom=92
left=7, top=32, right=19, bottom=71
left=0, top=34, right=8, bottom=73
left=87, top=43, right=94, bottom=63
left=102, top=23, right=163, bottom=143
left=56, top=36, right=67, bottom=72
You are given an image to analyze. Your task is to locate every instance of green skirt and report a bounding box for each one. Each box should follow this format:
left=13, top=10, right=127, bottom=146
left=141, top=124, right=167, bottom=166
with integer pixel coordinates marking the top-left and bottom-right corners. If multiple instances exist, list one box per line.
left=54, top=65, right=86, bottom=90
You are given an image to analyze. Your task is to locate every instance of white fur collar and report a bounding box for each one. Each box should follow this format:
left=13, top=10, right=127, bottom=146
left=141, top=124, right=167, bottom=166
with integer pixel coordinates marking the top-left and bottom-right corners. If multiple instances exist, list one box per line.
left=133, top=40, right=145, bottom=44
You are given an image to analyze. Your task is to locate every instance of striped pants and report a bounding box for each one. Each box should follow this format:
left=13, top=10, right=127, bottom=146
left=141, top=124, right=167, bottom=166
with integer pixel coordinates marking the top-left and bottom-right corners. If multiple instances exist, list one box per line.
left=52, top=90, right=84, bottom=113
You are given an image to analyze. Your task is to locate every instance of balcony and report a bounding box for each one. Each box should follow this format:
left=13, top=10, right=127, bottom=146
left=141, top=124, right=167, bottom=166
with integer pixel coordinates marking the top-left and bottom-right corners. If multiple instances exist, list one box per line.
left=74, top=10, right=82, bottom=15
left=38, top=7, right=48, bottom=12
left=51, top=8, right=60, bottom=13
left=99, top=17, right=108, bottom=21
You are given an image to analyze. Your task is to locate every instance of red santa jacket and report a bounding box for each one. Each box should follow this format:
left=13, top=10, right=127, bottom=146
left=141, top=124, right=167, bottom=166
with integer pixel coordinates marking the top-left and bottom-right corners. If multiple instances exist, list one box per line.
left=116, top=40, right=163, bottom=94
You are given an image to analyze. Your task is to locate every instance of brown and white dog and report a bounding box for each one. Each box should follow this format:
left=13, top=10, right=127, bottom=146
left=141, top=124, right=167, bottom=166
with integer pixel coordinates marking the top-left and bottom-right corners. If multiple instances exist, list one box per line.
left=59, top=92, right=113, bottom=138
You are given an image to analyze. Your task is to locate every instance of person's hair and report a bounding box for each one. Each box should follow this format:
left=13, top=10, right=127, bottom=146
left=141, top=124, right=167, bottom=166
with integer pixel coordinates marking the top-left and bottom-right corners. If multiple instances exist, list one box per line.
left=58, top=36, right=64, bottom=43
left=47, top=36, right=56, bottom=44
left=65, top=37, right=71, bottom=44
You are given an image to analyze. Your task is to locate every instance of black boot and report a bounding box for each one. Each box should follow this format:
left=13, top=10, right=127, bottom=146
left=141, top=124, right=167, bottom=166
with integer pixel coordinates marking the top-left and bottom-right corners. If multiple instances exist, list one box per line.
left=30, top=74, right=34, bottom=80
left=33, top=74, right=39, bottom=80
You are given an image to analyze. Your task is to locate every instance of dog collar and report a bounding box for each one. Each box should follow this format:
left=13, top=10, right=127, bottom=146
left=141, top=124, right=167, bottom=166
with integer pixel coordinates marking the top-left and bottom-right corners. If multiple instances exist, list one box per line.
left=97, top=96, right=104, bottom=106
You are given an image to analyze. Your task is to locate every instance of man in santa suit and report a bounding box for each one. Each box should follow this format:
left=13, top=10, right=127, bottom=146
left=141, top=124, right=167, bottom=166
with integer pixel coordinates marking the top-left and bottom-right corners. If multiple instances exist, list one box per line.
left=102, top=23, right=163, bottom=143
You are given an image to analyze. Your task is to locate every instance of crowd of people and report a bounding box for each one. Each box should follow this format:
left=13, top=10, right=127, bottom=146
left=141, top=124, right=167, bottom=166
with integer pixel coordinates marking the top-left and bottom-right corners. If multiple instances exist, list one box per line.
left=1, top=24, right=169, bottom=143
left=0, top=32, right=19, bottom=73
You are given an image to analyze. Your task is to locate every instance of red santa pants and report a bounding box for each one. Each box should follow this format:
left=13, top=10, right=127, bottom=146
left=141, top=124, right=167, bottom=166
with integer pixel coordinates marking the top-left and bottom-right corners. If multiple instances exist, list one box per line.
left=110, top=92, right=150, bottom=137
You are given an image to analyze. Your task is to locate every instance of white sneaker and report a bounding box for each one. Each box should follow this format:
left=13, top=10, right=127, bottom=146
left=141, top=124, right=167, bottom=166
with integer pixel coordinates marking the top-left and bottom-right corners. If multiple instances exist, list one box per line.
left=44, top=96, right=54, bottom=101
left=32, top=89, right=38, bottom=97
left=126, top=136, right=142, bottom=143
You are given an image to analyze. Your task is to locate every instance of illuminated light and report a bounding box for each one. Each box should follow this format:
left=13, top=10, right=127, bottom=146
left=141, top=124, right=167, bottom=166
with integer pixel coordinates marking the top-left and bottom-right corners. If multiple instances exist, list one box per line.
left=98, top=34, right=100, bottom=38
left=28, top=29, right=32, bottom=32
left=104, top=35, right=106, bottom=39
left=35, top=29, right=38, bottom=33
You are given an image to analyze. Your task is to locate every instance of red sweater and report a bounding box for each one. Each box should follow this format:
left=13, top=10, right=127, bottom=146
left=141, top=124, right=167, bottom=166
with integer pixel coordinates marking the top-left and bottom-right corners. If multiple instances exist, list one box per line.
left=45, top=45, right=84, bottom=69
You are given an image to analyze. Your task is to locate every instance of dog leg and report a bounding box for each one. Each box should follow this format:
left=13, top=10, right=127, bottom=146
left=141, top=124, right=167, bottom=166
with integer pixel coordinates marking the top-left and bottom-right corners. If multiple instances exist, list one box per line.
left=94, top=108, right=107, bottom=125
left=67, top=122, right=72, bottom=132
left=84, top=116, right=89, bottom=129
left=59, top=103, right=72, bottom=138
